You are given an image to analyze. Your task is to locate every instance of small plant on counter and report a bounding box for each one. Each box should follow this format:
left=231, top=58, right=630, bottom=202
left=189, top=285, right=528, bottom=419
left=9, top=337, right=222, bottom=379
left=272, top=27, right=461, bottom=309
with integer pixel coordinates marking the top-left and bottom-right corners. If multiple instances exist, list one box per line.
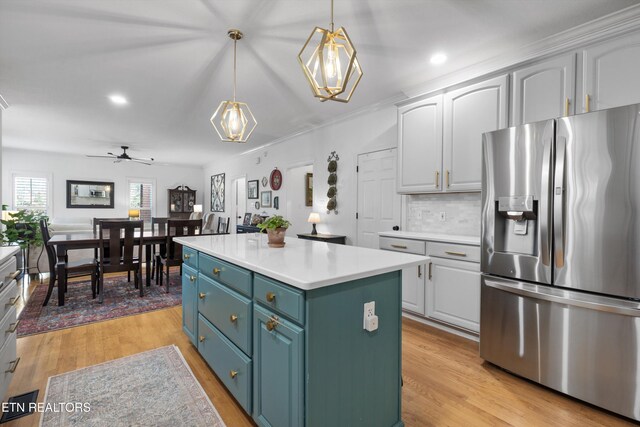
left=257, top=215, right=291, bottom=248
left=0, top=209, right=49, bottom=249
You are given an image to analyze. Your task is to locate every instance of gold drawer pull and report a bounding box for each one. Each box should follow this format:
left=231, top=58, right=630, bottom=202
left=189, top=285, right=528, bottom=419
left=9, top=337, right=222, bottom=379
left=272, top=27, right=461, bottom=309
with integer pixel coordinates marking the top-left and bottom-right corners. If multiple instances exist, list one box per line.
left=390, top=244, right=407, bottom=249
left=5, top=296, right=20, bottom=307
left=230, top=314, right=238, bottom=323
left=446, top=170, right=450, bottom=188
left=198, top=292, right=206, bottom=299
left=5, top=357, right=19, bottom=374
left=266, top=292, right=276, bottom=303
left=435, top=170, right=440, bottom=188
left=266, top=315, right=280, bottom=331
left=6, top=320, right=19, bottom=334
left=189, top=275, right=196, bottom=282
left=230, top=370, right=238, bottom=379
left=184, top=254, right=191, bottom=260
left=7, top=271, right=20, bottom=281
left=445, top=251, right=467, bottom=257
left=199, top=335, right=205, bottom=342
left=213, top=268, right=220, bottom=275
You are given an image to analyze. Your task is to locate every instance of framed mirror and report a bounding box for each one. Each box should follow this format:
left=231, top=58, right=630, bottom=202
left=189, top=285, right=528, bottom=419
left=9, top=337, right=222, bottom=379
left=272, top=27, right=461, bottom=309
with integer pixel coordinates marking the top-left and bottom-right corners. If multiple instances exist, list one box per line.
left=66, top=180, right=114, bottom=208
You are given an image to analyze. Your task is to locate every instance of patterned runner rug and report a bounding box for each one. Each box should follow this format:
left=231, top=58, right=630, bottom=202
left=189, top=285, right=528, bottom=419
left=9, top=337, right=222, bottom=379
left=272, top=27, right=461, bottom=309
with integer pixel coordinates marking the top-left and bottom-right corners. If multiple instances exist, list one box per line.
left=40, top=345, right=226, bottom=427
left=18, top=272, right=182, bottom=337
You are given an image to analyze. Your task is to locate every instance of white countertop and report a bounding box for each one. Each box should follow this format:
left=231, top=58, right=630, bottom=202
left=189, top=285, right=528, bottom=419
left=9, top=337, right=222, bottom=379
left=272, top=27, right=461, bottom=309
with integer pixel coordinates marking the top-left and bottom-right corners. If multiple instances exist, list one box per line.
left=378, top=231, right=480, bottom=246
left=174, top=234, right=428, bottom=291
left=0, top=246, right=20, bottom=264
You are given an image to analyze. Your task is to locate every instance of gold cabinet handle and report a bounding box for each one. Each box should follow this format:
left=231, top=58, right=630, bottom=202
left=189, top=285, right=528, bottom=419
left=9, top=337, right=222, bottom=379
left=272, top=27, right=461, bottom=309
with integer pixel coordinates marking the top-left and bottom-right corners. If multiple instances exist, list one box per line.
left=266, top=292, right=276, bottom=303
left=184, top=254, right=191, bottom=260
left=266, top=315, right=280, bottom=331
left=5, top=296, right=20, bottom=307
left=5, top=357, right=19, bottom=374
left=189, top=275, right=196, bottom=282
left=428, top=262, right=432, bottom=280
left=7, top=271, right=20, bottom=281
left=585, top=94, right=591, bottom=113
left=390, top=244, right=407, bottom=249
left=198, top=292, right=206, bottom=299
left=6, top=320, right=19, bottom=334
left=199, top=335, right=205, bottom=342
left=213, top=268, right=220, bottom=275
left=564, top=97, right=570, bottom=116
left=445, top=250, right=467, bottom=257
left=446, top=170, right=450, bottom=188
left=230, top=314, right=238, bottom=323
left=435, top=170, right=440, bottom=188
left=230, top=370, right=238, bottom=379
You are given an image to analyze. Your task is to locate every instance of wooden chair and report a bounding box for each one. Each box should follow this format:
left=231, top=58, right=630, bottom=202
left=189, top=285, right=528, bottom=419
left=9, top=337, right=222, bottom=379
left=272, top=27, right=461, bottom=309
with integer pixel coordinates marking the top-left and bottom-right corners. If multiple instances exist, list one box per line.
left=150, top=217, right=169, bottom=281
left=157, top=219, right=201, bottom=292
left=40, top=219, right=98, bottom=306
left=203, top=213, right=216, bottom=233
left=217, top=217, right=230, bottom=234
left=97, top=220, right=144, bottom=303
left=93, top=217, right=130, bottom=281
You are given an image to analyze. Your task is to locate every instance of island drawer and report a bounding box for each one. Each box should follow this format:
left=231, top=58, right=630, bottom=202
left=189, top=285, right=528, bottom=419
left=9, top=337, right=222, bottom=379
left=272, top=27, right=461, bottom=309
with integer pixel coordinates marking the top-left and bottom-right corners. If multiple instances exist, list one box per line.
left=0, top=306, right=16, bottom=352
left=428, top=242, right=480, bottom=262
left=198, top=275, right=252, bottom=355
left=182, top=247, right=198, bottom=270
left=198, top=315, right=252, bottom=414
left=0, top=281, right=19, bottom=324
left=379, top=237, right=426, bottom=255
left=199, top=253, right=252, bottom=297
left=0, top=327, right=17, bottom=403
left=254, top=275, right=304, bottom=325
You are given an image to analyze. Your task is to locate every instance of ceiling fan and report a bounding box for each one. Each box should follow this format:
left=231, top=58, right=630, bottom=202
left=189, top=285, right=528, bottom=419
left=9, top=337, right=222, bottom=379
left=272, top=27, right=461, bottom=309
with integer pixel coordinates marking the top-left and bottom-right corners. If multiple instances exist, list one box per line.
left=86, top=146, right=154, bottom=165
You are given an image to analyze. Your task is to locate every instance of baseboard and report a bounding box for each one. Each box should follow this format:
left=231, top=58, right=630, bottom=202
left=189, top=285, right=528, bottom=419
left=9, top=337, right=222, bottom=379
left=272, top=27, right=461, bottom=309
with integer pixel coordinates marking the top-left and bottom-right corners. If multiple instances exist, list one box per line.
left=402, top=312, right=479, bottom=342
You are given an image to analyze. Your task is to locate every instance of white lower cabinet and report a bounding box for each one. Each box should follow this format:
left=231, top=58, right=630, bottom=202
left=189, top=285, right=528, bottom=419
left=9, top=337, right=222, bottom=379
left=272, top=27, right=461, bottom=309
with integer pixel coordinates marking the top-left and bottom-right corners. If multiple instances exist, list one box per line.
left=401, top=264, right=426, bottom=316
left=426, top=257, right=481, bottom=333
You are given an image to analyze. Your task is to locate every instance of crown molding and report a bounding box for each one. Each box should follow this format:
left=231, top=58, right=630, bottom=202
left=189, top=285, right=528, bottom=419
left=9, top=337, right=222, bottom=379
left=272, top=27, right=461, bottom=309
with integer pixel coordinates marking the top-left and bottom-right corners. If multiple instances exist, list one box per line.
left=400, top=4, right=640, bottom=104
left=0, top=94, right=8, bottom=110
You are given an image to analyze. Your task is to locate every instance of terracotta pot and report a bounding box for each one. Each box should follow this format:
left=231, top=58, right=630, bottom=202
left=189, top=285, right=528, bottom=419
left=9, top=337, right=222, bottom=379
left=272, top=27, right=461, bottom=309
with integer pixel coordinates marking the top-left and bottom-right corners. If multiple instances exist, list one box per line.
left=266, top=227, right=287, bottom=248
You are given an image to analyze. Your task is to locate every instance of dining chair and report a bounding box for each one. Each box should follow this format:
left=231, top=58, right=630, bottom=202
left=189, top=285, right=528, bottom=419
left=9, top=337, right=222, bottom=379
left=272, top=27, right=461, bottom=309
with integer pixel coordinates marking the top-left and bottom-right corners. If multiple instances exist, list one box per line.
left=97, top=220, right=144, bottom=303
left=40, top=219, right=98, bottom=306
left=93, top=217, right=130, bottom=281
left=150, top=217, right=169, bottom=281
left=157, top=219, right=201, bottom=292
left=217, top=217, right=230, bottom=234
left=203, top=213, right=216, bottom=233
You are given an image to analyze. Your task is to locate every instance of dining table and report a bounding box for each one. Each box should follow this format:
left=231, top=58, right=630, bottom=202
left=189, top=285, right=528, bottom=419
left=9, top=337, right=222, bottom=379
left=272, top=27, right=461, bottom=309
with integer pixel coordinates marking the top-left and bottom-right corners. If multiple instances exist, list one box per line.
left=47, top=230, right=224, bottom=306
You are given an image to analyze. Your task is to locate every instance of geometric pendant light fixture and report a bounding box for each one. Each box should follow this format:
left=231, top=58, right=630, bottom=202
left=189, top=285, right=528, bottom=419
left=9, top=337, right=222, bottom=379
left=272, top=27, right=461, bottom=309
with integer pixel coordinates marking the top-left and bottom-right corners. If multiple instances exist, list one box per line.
left=298, top=0, right=363, bottom=103
left=211, top=29, right=257, bottom=143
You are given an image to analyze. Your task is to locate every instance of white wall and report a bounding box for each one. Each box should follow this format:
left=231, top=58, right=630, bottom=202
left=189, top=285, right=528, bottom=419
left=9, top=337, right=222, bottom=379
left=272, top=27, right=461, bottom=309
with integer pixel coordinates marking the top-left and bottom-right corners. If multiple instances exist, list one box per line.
left=2, top=148, right=204, bottom=223
left=204, top=103, right=399, bottom=245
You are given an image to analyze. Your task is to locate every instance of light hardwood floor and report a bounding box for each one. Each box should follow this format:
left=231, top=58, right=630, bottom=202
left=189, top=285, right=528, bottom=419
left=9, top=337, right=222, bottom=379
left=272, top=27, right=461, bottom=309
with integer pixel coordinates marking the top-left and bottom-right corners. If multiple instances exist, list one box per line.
left=4, top=275, right=636, bottom=426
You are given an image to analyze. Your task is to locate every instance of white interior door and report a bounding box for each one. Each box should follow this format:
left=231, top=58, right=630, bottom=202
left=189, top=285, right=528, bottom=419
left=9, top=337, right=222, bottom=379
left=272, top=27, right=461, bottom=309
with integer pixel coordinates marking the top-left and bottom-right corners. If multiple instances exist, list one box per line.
left=357, top=149, right=401, bottom=248
left=234, top=177, right=246, bottom=230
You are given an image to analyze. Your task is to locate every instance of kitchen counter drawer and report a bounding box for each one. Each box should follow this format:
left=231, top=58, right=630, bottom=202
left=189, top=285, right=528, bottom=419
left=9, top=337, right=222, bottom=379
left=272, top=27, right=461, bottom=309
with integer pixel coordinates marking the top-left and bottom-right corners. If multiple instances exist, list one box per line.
left=199, top=253, right=252, bottom=297
left=0, top=307, right=17, bottom=352
left=0, top=328, right=17, bottom=401
left=428, top=241, right=480, bottom=262
left=0, top=281, right=19, bottom=325
left=379, top=237, right=426, bottom=255
left=182, top=247, right=198, bottom=270
left=254, top=275, right=304, bottom=325
left=198, top=315, right=252, bottom=414
left=198, top=275, right=252, bottom=355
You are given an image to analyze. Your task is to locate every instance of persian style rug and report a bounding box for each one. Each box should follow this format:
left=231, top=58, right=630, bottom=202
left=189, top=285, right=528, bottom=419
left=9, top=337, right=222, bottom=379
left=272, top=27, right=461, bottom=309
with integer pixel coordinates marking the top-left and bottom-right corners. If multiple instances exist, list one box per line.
left=40, top=345, right=226, bottom=427
left=18, top=272, right=182, bottom=337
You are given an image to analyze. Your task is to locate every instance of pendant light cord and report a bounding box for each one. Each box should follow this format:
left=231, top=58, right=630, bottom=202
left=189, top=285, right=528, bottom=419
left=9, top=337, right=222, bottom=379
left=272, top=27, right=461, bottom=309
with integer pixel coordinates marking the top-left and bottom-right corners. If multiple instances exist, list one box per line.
left=330, top=0, right=334, bottom=32
left=233, top=38, right=237, bottom=102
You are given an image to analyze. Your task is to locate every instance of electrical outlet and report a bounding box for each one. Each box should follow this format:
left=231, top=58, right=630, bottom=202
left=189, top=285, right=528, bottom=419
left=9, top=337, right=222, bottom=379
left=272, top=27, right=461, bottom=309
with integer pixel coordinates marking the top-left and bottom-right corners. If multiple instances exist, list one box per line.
left=439, top=212, right=446, bottom=222
left=363, top=301, right=375, bottom=329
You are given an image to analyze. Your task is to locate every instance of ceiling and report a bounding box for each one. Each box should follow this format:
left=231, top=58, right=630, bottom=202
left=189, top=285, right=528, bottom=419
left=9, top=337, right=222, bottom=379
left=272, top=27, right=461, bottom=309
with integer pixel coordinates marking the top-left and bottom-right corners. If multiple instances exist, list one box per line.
left=0, top=0, right=636, bottom=166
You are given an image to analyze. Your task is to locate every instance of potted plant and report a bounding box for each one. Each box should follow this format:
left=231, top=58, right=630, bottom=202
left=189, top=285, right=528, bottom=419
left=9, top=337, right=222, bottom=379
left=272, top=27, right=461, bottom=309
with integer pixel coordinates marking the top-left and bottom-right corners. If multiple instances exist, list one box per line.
left=257, top=215, right=291, bottom=248
left=0, top=209, right=49, bottom=275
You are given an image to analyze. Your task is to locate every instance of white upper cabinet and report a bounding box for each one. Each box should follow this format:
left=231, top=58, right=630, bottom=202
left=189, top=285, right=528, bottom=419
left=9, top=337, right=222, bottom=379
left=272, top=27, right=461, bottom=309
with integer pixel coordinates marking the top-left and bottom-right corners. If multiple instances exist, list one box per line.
left=397, top=94, right=443, bottom=193
left=511, top=53, right=576, bottom=125
left=443, top=75, right=508, bottom=192
left=581, top=31, right=640, bottom=112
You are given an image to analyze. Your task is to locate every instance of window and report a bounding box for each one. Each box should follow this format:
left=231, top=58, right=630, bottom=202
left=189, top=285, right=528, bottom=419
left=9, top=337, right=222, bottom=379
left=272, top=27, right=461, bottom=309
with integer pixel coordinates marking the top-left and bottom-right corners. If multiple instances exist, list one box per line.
left=128, top=180, right=154, bottom=225
left=13, top=175, right=49, bottom=212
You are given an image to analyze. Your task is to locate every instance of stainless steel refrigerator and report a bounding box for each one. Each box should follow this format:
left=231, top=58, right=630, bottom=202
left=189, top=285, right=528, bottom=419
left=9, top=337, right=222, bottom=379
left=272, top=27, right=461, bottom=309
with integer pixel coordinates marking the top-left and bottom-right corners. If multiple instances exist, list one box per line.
left=480, top=103, right=640, bottom=421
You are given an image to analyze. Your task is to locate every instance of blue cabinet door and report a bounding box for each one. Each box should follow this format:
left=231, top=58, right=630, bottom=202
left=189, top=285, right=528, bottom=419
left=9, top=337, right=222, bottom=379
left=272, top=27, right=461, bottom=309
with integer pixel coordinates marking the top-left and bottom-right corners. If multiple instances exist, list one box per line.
left=253, top=305, right=304, bottom=427
left=182, top=264, right=198, bottom=345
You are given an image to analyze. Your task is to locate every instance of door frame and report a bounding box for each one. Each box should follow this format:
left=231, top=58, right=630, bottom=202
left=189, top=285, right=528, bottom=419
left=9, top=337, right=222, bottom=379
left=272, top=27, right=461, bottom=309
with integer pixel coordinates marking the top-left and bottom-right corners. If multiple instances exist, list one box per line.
left=230, top=173, right=247, bottom=233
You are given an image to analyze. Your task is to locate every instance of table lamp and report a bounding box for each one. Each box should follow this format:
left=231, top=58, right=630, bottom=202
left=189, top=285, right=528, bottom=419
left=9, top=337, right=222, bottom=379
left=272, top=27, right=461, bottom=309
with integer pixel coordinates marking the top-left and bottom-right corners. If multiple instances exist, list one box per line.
left=193, top=204, right=203, bottom=213
left=128, top=209, right=140, bottom=220
left=307, top=212, right=320, bottom=235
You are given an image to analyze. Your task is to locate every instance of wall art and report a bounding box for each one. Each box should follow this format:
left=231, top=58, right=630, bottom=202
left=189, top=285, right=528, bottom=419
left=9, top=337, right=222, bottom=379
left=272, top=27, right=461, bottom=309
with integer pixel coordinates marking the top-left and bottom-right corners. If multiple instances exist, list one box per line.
left=211, top=173, right=225, bottom=212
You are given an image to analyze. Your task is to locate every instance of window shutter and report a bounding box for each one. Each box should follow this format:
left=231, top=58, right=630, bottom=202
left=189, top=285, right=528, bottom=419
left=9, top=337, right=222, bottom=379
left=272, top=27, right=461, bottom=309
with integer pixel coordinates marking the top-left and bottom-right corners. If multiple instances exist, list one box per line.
left=14, top=177, right=48, bottom=211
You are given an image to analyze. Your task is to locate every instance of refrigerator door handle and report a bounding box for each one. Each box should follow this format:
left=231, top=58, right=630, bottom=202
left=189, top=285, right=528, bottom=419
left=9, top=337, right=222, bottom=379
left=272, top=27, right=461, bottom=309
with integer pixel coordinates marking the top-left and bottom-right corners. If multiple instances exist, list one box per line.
left=539, top=136, right=553, bottom=267
left=553, top=137, right=566, bottom=268
left=484, top=277, right=640, bottom=317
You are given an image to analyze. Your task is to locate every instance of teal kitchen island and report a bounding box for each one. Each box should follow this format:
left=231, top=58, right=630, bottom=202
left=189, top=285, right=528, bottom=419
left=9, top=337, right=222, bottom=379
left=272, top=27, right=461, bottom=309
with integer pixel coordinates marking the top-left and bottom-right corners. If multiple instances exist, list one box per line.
left=174, top=233, right=428, bottom=427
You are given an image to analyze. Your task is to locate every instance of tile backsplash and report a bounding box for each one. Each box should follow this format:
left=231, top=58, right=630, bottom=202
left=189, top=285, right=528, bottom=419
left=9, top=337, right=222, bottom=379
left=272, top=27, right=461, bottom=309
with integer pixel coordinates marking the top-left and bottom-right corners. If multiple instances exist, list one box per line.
left=405, top=193, right=481, bottom=237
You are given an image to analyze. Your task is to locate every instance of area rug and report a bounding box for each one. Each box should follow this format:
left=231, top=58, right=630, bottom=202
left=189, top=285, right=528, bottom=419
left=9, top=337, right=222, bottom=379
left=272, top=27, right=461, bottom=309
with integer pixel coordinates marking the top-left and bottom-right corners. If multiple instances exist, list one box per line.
left=40, top=345, right=226, bottom=427
left=18, top=272, right=182, bottom=337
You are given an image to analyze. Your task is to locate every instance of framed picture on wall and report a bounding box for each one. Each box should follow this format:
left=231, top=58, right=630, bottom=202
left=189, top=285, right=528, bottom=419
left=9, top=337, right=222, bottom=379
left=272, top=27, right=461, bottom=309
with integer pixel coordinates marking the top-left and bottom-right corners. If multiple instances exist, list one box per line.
left=248, top=180, right=259, bottom=199
left=211, top=173, right=225, bottom=212
left=305, top=173, right=313, bottom=206
left=66, top=180, right=114, bottom=209
left=261, top=191, right=272, bottom=208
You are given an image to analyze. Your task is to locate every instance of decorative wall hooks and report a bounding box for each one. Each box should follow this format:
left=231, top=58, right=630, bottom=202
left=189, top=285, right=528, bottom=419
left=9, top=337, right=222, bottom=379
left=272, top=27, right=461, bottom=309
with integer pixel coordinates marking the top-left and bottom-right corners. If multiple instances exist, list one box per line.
left=327, top=151, right=339, bottom=214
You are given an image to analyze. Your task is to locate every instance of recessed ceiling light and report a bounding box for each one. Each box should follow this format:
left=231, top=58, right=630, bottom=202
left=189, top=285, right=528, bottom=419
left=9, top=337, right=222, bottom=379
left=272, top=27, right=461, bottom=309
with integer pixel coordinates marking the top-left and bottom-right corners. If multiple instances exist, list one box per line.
left=108, top=94, right=128, bottom=105
left=430, top=53, right=447, bottom=65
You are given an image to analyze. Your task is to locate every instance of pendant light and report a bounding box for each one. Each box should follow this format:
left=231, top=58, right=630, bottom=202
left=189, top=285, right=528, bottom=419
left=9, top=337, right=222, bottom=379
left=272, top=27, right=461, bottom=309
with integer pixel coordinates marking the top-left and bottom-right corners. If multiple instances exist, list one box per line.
left=211, top=29, right=257, bottom=143
left=298, top=0, right=363, bottom=103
